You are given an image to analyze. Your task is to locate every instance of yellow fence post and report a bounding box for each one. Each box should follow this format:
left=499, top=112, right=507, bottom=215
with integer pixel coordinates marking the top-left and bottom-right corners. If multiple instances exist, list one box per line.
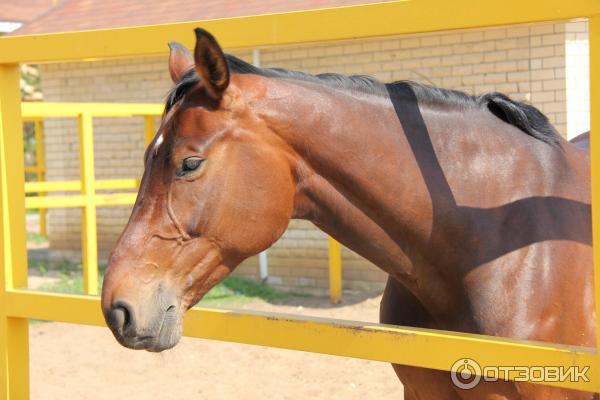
left=0, top=64, right=30, bottom=399
left=78, top=113, right=98, bottom=295
left=144, top=115, right=156, bottom=147
left=328, top=237, right=342, bottom=304
left=590, top=14, right=600, bottom=354
left=34, top=119, right=47, bottom=236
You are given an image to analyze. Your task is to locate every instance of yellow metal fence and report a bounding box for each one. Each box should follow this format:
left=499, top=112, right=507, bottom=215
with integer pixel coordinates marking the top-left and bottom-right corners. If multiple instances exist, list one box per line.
left=1, top=1, right=600, bottom=398
left=22, top=102, right=161, bottom=295
left=22, top=103, right=162, bottom=295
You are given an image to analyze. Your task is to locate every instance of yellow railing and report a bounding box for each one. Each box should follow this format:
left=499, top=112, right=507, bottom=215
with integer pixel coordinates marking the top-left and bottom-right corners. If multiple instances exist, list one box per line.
left=20, top=105, right=150, bottom=238
left=0, top=1, right=599, bottom=398
left=21, top=102, right=162, bottom=295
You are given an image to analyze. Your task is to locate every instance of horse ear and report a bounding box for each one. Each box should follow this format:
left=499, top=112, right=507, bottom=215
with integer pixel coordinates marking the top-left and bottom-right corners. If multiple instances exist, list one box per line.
left=168, top=41, right=194, bottom=83
left=194, top=28, right=230, bottom=101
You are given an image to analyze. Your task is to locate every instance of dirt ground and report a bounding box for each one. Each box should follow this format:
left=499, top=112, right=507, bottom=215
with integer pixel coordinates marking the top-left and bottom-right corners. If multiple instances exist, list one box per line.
left=29, top=293, right=405, bottom=400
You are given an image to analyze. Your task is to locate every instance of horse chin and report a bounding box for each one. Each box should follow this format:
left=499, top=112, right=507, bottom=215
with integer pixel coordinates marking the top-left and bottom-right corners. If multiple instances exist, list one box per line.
left=146, top=326, right=182, bottom=352
left=145, top=313, right=183, bottom=352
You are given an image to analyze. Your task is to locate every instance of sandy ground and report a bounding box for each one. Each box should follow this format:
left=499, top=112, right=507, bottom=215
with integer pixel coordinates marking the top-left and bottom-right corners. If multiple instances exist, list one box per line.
left=30, top=294, right=405, bottom=400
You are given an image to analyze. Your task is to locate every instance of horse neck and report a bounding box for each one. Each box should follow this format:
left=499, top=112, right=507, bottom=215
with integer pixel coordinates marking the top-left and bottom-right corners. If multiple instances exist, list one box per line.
left=245, top=75, right=591, bottom=333
left=252, top=77, right=472, bottom=325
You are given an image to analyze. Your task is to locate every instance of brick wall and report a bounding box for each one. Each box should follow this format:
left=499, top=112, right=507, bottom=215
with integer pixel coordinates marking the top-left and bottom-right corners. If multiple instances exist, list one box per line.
left=39, top=22, right=585, bottom=294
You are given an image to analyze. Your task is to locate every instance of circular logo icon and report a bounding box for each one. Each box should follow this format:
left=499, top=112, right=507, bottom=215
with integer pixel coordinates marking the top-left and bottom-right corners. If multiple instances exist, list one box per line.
left=451, top=358, right=482, bottom=390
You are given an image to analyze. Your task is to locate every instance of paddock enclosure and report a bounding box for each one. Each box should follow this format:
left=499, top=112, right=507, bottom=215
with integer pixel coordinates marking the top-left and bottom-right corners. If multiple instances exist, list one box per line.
left=1, top=1, right=600, bottom=398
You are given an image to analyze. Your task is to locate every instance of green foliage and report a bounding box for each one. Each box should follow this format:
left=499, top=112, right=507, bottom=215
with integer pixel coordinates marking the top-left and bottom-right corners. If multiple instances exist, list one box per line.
left=20, top=64, right=42, bottom=101
left=39, top=272, right=101, bottom=295
left=31, top=259, right=305, bottom=305
left=201, top=276, right=305, bottom=305
left=26, top=232, right=47, bottom=244
left=23, top=121, right=36, bottom=176
left=29, top=258, right=83, bottom=276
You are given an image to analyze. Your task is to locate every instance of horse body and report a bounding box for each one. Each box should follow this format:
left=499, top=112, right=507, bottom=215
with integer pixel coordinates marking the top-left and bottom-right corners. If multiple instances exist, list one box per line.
left=252, top=74, right=594, bottom=398
left=101, top=30, right=594, bottom=399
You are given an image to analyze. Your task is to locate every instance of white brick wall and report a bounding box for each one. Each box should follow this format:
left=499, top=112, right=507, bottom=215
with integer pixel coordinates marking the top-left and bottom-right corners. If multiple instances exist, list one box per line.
left=40, top=22, right=582, bottom=293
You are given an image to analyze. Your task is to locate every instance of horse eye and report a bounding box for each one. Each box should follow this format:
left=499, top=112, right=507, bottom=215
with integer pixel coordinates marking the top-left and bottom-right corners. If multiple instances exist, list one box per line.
left=177, top=157, right=204, bottom=177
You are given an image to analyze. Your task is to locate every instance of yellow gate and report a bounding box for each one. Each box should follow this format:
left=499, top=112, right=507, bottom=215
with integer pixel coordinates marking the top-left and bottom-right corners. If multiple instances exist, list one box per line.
left=1, top=1, right=600, bottom=398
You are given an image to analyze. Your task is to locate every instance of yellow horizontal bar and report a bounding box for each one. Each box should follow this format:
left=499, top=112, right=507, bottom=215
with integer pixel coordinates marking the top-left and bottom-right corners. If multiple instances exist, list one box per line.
left=21, top=102, right=163, bottom=118
left=24, top=193, right=137, bottom=209
left=90, top=179, right=139, bottom=191
left=25, top=195, right=85, bottom=209
left=24, top=165, right=44, bottom=173
left=4, top=289, right=598, bottom=392
left=24, top=179, right=139, bottom=193
left=25, top=181, right=79, bottom=192
left=1, top=1, right=599, bottom=64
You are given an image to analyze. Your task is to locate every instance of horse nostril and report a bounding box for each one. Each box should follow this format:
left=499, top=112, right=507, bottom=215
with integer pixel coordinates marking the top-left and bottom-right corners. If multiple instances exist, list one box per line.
left=108, top=301, right=136, bottom=336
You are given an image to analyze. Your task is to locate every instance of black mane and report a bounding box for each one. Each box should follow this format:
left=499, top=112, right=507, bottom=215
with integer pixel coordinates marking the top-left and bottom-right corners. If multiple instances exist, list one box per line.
left=165, top=54, right=559, bottom=145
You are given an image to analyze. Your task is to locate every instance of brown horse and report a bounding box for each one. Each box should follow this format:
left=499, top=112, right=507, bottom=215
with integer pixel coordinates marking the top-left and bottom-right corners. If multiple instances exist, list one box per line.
left=101, top=29, right=594, bottom=399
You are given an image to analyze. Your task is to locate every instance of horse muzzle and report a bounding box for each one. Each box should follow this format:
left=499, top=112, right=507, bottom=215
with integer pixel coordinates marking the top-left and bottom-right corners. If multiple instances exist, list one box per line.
left=103, top=297, right=182, bottom=352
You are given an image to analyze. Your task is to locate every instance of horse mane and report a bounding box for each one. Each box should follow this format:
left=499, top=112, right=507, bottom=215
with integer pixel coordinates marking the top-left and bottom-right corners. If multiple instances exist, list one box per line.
left=165, top=54, right=560, bottom=145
